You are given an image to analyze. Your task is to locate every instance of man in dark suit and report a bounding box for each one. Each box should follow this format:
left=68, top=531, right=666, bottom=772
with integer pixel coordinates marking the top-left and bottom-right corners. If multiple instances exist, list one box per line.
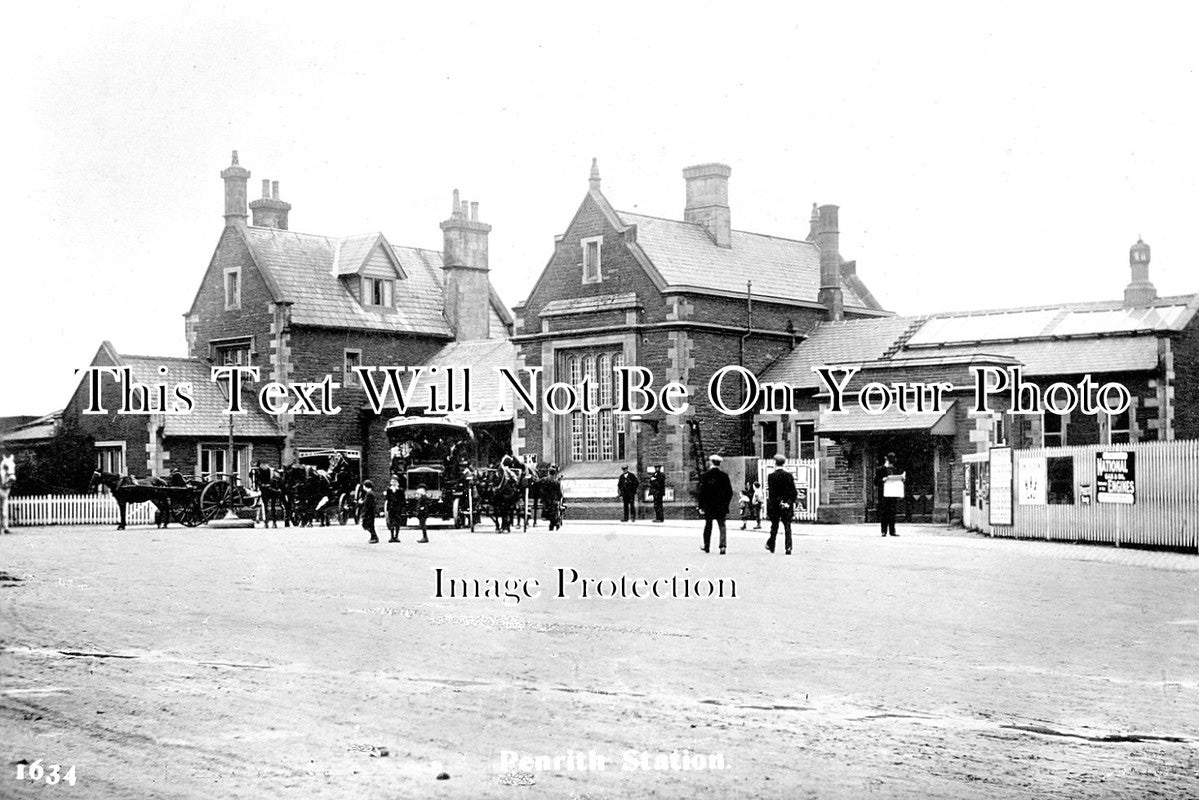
left=765, top=453, right=798, bottom=555
left=697, top=454, right=733, bottom=554
left=617, top=465, right=639, bottom=522
left=648, top=465, right=667, bottom=523
left=874, top=452, right=904, bottom=537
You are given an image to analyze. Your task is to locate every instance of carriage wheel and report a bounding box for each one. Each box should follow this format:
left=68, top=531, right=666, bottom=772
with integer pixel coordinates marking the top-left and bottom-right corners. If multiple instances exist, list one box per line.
left=178, top=503, right=203, bottom=528
left=200, top=480, right=232, bottom=522
left=338, top=494, right=353, bottom=526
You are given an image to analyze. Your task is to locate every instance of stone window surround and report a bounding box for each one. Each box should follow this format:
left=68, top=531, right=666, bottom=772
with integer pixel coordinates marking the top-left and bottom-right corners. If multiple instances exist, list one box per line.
left=224, top=266, right=241, bottom=311
left=581, top=235, right=603, bottom=284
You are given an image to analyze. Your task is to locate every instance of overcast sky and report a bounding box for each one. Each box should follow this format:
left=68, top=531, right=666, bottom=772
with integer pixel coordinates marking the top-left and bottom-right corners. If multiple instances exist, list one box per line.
left=2, top=2, right=1197, bottom=417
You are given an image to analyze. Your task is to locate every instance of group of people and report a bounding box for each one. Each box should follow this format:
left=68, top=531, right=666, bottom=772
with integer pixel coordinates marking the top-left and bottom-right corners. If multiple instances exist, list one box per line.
left=615, top=464, right=668, bottom=523
left=695, top=453, right=800, bottom=555
left=360, top=476, right=432, bottom=545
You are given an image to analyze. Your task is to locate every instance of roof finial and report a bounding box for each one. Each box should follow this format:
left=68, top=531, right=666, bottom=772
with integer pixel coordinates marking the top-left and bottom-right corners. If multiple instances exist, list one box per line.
left=589, top=157, right=601, bottom=191
left=231, top=150, right=240, bottom=166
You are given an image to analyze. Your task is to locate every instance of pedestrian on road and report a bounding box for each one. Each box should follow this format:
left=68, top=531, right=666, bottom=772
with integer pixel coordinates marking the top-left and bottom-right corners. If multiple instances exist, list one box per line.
left=751, top=480, right=764, bottom=530
left=539, top=466, right=564, bottom=531
left=875, top=452, right=905, bottom=538
left=766, top=454, right=797, bottom=554
left=648, top=465, right=667, bottom=523
left=617, top=465, right=639, bottom=522
left=414, top=484, right=431, bottom=543
left=361, top=480, right=378, bottom=544
left=697, top=454, right=733, bottom=554
left=384, top=474, right=404, bottom=543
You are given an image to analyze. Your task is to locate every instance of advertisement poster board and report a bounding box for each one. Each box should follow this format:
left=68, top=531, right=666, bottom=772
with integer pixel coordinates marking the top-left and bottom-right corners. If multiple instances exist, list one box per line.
left=1096, top=450, right=1136, bottom=505
left=989, top=446, right=1014, bottom=526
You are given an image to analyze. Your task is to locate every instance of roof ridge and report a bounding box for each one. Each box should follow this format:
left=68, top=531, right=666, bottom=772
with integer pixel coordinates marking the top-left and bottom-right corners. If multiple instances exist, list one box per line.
left=618, top=209, right=816, bottom=246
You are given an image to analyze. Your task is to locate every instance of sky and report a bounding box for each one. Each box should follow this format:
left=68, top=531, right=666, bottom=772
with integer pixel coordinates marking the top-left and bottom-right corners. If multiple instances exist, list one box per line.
left=2, top=2, right=1197, bottom=417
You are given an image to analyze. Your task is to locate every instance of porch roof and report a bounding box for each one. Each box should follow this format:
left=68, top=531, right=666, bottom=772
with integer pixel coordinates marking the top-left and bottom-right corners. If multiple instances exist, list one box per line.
left=817, top=400, right=958, bottom=436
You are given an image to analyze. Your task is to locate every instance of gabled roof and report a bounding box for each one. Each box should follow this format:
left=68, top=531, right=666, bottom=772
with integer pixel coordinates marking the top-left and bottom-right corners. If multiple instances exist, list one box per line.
left=116, top=353, right=283, bottom=438
left=331, top=233, right=405, bottom=278
left=761, top=294, right=1198, bottom=389
left=193, top=226, right=514, bottom=337
left=403, top=338, right=518, bottom=424
left=617, top=211, right=879, bottom=310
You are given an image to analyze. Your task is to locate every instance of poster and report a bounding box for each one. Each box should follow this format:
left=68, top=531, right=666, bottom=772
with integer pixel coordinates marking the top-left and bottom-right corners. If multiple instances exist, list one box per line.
left=1017, top=456, right=1047, bottom=505
left=989, top=446, right=1014, bottom=526
left=1096, top=450, right=1137, bottom=505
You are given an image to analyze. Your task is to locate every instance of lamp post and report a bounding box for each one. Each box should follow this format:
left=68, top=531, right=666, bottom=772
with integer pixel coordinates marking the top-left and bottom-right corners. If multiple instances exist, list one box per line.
left=210, top=371, right=255, bottom=528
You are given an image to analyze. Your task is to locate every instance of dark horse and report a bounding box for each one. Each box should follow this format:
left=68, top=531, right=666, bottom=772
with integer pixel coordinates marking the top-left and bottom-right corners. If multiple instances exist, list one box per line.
left=477, top=459, right=533, bottom=533
left=285, top=465, right=333, bottom=527
left=250, top=463, right=291, bottom=528
left=89, top=471, right=171, bottom=531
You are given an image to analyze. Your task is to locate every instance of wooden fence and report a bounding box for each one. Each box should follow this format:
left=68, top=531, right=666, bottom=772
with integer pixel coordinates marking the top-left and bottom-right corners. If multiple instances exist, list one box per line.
left=8, top=494, right=157, bottom=526
left=967, top=439, right=1199, bottom=550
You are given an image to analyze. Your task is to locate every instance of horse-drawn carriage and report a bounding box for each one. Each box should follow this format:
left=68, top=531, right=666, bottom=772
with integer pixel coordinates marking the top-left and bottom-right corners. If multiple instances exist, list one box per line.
left=89, top=470, right=258, bottom=530
left=386, top=416, right=546, bottom=533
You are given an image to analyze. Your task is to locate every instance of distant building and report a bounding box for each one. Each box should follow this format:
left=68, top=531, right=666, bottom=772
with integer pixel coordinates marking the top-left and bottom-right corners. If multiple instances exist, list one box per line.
left=756, top=237, right=1199, bottom=523
left=512, top=160, right=889, bottom=512
left=62, top=152, right=518, bottom=484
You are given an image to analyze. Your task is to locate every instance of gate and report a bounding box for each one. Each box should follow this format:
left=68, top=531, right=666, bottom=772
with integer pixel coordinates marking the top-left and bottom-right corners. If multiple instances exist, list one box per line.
left=757, top=458, right=820, bottom=522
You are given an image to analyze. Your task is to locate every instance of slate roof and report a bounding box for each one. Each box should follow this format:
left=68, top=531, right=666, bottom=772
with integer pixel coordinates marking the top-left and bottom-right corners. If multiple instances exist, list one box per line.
left=404, top=338, right=518, bottom=424
left=761, top=295, right=1198, bottom=389
left=617, top=211, right=877, bottom=310
left=117, top=353, right=283, bottom=438
left=238, top=227, right=512, bottom=337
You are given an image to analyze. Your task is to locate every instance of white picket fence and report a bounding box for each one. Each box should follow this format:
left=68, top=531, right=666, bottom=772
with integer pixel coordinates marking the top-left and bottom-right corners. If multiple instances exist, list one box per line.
left=8, top=493, right=158, bottom=526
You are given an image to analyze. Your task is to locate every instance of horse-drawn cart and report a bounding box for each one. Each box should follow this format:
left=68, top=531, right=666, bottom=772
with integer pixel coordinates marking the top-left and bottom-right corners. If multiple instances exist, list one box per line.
left=90, top=470, right=258, bottom=530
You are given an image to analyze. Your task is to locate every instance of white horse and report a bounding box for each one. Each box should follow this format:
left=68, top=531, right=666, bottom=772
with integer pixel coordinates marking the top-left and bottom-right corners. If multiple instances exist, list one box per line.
left=0, top=453, right=15, bottom=534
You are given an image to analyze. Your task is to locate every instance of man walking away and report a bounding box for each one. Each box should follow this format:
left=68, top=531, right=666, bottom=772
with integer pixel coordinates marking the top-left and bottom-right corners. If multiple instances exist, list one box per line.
left=875, top=452, right=905, bottom=538
left=648, top=465, right=667, bottom=523
left=361, top=480, right=378, bottom=544
left=539, top=466, right=564, bottom=531
left=697, top=454, right=733, bottom=555
left=617, top=465, right=639, bottom=522
left=766, top=454, right=797, bottom=554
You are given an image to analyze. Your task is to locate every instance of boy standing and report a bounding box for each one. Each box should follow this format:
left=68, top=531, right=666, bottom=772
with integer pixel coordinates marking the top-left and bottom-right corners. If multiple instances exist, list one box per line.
left=414, top=484, right=430, bottom=543
left=384, top=475, right=404, bottom=543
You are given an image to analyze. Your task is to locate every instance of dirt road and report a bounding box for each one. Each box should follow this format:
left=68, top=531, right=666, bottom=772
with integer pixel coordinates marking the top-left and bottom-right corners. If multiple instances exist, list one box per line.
left=1, top=522, right=1196, bottom=798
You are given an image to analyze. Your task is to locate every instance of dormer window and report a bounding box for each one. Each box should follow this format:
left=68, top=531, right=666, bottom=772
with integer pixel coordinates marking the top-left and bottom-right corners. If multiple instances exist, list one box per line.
left=363, top=277, right=394, bottom=308
left=582, top=236, right=603, bottom=283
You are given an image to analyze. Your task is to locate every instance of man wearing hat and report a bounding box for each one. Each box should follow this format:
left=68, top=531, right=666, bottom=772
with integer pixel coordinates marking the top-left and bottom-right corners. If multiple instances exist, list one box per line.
left=648, top=465, right=667, bottom=523
left=697, top=454, right=733, bottom=554
left=766, top=453, right=798, bottom=554
left=617, top=465, right=639, bottom=522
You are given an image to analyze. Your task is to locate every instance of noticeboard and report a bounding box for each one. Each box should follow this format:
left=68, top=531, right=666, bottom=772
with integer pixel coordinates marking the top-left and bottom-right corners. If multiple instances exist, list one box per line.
left=989, top=446, right=1013, bottom=526
left=1096, top=450, right=1136, bottom=505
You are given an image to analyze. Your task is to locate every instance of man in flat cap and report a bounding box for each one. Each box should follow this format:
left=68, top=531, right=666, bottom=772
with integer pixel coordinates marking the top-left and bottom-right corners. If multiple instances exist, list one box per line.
left=766, top=453, right=798, bottom=554
left=697, top=454, right=733, bottom=554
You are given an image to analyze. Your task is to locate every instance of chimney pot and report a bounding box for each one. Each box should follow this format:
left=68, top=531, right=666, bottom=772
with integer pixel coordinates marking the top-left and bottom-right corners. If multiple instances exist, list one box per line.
left=816, top=204, right=844, bottom=321
left=272, top=180, right=279, bottom=200
left=261, top=179, right=270, bottom=198
left=470, top=201, right=478, bottom=222
left=220, top=150, right=251, bottom=227
left=1124, top=236, right=1157, bottom=306
left=440, top=191, right=493, bottom=341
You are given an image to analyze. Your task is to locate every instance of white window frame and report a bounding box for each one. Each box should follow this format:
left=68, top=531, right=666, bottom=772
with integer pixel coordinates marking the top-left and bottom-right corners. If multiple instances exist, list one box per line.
left=362, top=277, right=394, bottom=308
left=1042, top=411, right=1067, bottom=448
left=224, top=267, right=242, bottom=311
left=344, top=348, right=363, bottom=388
left=581, top=236, right=603, bottom=284
left=94, top=441, right=127, bottom=490
left=197, top=443, right=253, bottom=484
left=795, top=421, right=817, bottom=460
left=1106, top=408, right=1132, bottom=445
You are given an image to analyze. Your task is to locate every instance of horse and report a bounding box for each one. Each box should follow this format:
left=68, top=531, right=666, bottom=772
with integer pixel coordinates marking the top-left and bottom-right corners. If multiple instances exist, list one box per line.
left=476, top=460, right=533, bottom=533
left=89, top=471, right=172, bottom=531
left=251, top=463, right=291, bottom=528
left=287, top=465, right=333, bottom=527
left=327, top=453, right=361, bottom=525
left=0, top=453, right=16, bottom=534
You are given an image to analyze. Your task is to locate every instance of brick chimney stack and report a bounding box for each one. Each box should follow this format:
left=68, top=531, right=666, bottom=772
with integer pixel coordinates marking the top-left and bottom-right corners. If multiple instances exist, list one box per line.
left=220, top=150, right=250, bottom=227
left=815, top=204, right=844, bottom=321
left=250, top=178, right=292, bottom=230
left=683, top=163, right=732, bottom=248
left=1123, top=237, right=1157, bottom=307
left=440, top=189, right=492, bottom=341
